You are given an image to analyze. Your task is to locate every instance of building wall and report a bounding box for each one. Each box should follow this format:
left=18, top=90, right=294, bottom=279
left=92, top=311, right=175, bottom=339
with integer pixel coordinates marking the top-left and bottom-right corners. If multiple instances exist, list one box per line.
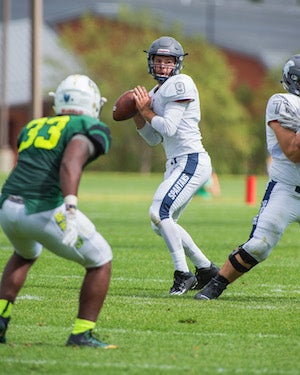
left=221, top=49, right=267, bottom=90
left=7, top=102, right=53, bottom=165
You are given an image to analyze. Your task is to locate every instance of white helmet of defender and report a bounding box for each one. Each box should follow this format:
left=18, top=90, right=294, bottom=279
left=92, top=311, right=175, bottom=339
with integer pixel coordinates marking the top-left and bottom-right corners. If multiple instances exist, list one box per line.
left=49, top=74, right=107, bottom=119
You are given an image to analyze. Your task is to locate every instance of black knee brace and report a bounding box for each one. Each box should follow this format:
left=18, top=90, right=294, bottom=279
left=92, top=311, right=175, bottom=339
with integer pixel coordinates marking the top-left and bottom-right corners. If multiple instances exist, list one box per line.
left=228, top=246, right=259, bottom=273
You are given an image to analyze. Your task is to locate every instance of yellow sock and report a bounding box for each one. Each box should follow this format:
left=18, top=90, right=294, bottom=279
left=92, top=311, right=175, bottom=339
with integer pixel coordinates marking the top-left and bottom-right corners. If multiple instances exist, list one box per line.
left=0, top=299, right=13, bottom=318
left=72, top=318, right=95, bottom=335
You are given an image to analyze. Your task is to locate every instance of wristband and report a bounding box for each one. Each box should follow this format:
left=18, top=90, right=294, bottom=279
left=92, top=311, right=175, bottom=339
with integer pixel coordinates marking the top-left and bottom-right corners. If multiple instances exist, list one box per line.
left=64, top=194, right=78, bottom=210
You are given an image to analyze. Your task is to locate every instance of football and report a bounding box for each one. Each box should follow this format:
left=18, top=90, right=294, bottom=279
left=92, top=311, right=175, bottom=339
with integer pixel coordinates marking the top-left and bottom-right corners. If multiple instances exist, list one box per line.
left=113, top=90, right=138, bottom=121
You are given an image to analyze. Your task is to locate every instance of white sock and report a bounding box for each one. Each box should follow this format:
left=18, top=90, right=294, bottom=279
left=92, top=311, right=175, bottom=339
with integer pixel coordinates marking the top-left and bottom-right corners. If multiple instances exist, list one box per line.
left=176, top=224, right=211, bottom=268
left=159, top=218, right=189, bottom=272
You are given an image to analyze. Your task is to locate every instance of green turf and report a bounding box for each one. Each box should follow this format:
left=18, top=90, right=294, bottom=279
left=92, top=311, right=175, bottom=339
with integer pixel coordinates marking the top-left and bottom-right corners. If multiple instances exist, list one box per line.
left=0, top=172, right=299, bottom=375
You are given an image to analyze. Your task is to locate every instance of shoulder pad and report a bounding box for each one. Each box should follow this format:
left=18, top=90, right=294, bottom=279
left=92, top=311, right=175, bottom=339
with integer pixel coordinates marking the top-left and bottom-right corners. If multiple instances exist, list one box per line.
left=160, top=74, right=197, bottom=101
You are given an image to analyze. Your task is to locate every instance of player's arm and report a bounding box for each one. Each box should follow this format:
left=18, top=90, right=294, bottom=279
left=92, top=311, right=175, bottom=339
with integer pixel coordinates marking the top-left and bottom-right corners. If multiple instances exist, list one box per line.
left=133, top=86, right=162, bottom=145
left=60, top=135, right=93, bottom=197
left=134, top=84, right=187, bottom=137
left=269, top=120, right=300, bottom=163
left=133, top=111, right=146, bottom=130
left=59, top=135, right=95, bottom=247
left=135, top=119, right=163, bottom=146
left=151, top=102, right=185, bottom=137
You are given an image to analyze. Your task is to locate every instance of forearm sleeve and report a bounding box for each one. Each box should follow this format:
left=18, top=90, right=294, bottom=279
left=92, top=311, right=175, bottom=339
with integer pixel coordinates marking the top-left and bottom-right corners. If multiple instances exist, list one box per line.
left=136, top=122, right=162, bottom=146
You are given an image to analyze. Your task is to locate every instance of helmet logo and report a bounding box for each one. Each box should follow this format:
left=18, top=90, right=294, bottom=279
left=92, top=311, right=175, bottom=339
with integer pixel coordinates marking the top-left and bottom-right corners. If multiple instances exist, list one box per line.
left=291, top=74, right=298, bottom=81
left=63, top=93, right=71, bottom=102
left=283, top=60, right=295, bottom=77
left=282, top=55, right=300, bottom=97
left=157, top=48, right=171, bottom=54
left=52, top=74, right=104, bottom=118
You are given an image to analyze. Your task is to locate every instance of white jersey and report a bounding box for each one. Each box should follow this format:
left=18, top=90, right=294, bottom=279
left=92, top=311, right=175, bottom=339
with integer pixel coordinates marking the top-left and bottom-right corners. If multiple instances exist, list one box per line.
left=266, top=92, right=300, bottom=185
left=137, top=74, right=207, bottom=159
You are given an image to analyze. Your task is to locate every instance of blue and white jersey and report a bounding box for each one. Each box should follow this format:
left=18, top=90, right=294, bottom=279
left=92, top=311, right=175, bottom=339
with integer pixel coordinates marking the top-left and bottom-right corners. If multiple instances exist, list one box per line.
left=266, top=92, right=300, bottom=185
left=137, top=74, right=207, bottom=159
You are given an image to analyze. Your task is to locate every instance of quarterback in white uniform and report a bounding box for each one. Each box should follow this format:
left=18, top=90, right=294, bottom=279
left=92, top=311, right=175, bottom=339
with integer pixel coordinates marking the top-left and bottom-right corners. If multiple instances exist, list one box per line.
left=195, top=54, right=300, bottom=300
left=133, top=36, right=219, bottom=295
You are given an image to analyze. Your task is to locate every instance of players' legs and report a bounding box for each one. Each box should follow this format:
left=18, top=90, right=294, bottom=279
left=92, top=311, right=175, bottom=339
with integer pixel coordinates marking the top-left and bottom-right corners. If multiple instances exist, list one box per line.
left=173, top=154, right=212, bottom=268
left=32, top=207, right=114, bottom=327
left=45, top=209, right=114, bottom=346
left=0, top=252, right=36, bottom=303
left=149, top=154, right=216, bottom=294
left=221, top=182, right=294, bottom=282
left=78, top=262, right=111, bottom=322
left=0, top=199, right=42, bottom=342
left=150, top=174, right=192, bottom=272
left=65, top=261, right=116, bottom=348
left=149, top=161, right=197, bottom=293
left=150, top=153, right=212, bottom=271
left=158, top=217, right=189, bottom=272
left=195, top=181, right=296, bottom=299
left=176, top=223, right=211, bottom=268
left=0, top=202, right=115, bottom=346
left=0, top=199, right=41, bottom=319
left=0, top=253, right=37, bottom=343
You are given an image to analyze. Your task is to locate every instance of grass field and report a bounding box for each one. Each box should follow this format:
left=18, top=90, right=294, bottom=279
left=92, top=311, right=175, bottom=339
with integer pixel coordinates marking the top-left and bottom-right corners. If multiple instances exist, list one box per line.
left=0, top=172, right=299, bottom=375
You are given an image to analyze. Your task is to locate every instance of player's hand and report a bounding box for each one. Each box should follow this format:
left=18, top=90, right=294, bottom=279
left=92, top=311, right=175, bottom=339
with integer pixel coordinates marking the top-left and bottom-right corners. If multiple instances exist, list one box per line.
left=133, top=86, right=151, bottom=111
left=133, top=86, right=154, bottom=123
left=62, top=195, right=78, bottom=247
left=63, top=208, right=78, bottom=247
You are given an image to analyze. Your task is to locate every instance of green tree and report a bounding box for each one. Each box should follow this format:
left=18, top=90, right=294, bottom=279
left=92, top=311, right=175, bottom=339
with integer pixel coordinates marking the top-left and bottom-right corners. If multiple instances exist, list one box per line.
left=244, top=67, right=282, bottom=174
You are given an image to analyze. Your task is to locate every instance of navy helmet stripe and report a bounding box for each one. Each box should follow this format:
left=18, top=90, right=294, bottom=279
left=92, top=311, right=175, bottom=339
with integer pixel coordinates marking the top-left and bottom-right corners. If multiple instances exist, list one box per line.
left=159, top=153, right=199, bottom=220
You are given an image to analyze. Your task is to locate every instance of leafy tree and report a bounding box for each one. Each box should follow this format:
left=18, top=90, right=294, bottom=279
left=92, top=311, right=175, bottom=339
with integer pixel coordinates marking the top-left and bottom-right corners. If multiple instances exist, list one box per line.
left=243, top=67, right=282, bottom=174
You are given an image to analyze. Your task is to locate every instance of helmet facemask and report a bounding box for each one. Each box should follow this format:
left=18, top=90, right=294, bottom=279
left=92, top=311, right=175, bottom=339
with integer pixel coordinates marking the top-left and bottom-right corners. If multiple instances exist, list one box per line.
left=148, top=54, right=185, bottom=84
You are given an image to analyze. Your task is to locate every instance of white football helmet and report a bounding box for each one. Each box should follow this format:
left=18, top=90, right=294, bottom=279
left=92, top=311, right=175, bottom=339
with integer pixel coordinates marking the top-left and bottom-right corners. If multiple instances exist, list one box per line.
left=50, top=74, right=107, bottom=118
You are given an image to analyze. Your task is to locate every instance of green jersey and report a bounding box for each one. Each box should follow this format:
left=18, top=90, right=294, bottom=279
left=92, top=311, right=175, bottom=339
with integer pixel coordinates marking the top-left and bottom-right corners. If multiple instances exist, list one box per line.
left=0, top=114, right=111, bottom=214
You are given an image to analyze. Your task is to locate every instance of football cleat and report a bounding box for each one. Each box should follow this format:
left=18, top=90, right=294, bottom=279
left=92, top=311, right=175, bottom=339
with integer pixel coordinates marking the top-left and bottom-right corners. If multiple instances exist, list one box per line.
left=193, top=262, right=220, bottom=290
left=0, top=315, right=10, bottom=344
left=169, top=270, right=198, bottom=295
left=194, top=276, right=227, bottom=300
left=66, top=329, right=117, bottom=349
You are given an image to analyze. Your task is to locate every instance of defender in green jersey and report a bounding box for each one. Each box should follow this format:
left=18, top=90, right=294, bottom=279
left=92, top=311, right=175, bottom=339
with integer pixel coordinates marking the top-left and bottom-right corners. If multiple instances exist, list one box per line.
left=0, top=74, right=117, bottom=348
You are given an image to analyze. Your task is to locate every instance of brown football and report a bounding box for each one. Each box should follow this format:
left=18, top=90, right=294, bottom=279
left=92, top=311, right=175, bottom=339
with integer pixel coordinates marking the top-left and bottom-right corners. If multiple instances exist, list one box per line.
left=112, top=90, right=138, bottom=121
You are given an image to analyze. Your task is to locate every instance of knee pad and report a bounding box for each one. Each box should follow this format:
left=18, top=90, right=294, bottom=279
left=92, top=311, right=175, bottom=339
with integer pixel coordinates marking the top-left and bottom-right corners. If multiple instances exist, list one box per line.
left=242, top=237, right=272, bottom=262
left=229, top=246, right=259, bottom=273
